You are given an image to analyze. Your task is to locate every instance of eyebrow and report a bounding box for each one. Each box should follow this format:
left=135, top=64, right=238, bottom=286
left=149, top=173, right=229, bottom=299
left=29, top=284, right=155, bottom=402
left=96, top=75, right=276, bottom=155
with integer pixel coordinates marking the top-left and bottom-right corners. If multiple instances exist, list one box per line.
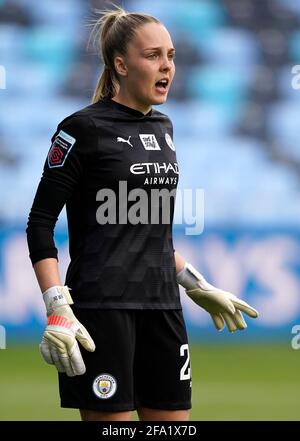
left=143, top=47, right=176, bottom=52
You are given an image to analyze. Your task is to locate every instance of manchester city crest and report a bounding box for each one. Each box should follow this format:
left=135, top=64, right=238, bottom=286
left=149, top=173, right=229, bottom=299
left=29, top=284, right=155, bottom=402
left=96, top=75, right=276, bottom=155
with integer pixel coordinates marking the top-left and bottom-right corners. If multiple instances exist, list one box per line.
left=92, top=373, right=117, bottom=399
left=165, top=133, right=176, bottom=151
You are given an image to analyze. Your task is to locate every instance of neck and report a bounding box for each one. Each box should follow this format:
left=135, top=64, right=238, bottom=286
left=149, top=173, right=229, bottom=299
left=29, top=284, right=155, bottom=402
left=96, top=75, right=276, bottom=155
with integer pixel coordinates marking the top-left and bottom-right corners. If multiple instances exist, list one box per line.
left=112, top=91, right=152, bottom=115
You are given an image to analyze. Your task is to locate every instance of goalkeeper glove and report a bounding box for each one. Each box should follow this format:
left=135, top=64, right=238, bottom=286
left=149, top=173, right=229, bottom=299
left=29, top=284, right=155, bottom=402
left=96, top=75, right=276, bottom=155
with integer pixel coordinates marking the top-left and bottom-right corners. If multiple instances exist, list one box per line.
left=176, top=263, right=258, bottom=332
left=40, top=286, right=95, bottom=376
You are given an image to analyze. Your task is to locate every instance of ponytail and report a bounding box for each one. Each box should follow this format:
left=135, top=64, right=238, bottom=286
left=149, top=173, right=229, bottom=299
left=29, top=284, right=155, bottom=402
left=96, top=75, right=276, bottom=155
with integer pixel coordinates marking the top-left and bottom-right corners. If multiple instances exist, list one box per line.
left=92, top=66, right=118, bottom=103
left=89, top=5, right=160, bottom=103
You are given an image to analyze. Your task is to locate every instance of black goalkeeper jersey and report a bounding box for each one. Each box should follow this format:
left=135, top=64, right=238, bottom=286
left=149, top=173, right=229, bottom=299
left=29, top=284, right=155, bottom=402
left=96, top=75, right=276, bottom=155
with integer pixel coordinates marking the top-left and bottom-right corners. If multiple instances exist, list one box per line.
left=26, top=96, right=181, bottom=309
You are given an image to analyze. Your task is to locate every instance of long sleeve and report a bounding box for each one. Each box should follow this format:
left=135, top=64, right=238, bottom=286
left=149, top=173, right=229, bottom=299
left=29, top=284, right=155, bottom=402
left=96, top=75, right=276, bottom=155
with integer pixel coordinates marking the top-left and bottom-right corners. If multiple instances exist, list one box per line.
left=26, top=114, right=93, bottom=265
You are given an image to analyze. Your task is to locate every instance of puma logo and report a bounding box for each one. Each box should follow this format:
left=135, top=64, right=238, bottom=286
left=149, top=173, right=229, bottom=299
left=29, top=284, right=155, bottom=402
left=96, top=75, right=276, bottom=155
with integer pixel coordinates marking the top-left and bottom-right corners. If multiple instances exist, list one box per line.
left=117, top=136, right=133, bottom=147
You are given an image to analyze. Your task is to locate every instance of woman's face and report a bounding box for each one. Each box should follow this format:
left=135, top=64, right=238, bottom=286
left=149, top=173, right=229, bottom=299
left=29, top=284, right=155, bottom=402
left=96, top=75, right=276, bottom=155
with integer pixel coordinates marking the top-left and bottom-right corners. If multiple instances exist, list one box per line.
left=116, top=22, right=176, bottom=112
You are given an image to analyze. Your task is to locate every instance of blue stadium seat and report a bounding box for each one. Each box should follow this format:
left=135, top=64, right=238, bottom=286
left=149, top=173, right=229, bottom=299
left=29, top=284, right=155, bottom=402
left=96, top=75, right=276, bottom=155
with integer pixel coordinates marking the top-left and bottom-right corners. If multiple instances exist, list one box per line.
left=174, top=0, right=225, bottom=38
left=268, top=102, right=300, bottom=159
left=186, top=65, right=249, bottom=106
left=0, top=96, right=87, bottom=142
left=160, top=100, right=237, bottom=137
left=276, top=0, right=300, bottom=16
left=197, top=28, right=259, bottom=66
left=23, top=26, right=78, bottom=68
left=128, top=0, right=224, bottom=38
left=6, top=62, right=63, bottom=97
left=23, top=0, right=83, bottom=29
left=0, top=24, right=25, bottom=64
left=127, top=0, right=179, bottom=32
left=289, top=31, right=300, bottom=62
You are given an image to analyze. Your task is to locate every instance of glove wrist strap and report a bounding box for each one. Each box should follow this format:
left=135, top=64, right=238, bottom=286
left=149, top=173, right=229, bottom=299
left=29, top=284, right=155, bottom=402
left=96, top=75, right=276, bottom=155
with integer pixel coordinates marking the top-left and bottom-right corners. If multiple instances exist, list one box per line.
left=176, top=262, right=206, bottom=290
left=42, top=286, right=73, bottom=316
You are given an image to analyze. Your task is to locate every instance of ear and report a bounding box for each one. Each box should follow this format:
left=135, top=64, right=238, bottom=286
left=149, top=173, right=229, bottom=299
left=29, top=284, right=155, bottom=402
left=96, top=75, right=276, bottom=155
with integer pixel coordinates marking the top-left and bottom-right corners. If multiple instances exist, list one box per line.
left=114, top=56, right=128, bottom=77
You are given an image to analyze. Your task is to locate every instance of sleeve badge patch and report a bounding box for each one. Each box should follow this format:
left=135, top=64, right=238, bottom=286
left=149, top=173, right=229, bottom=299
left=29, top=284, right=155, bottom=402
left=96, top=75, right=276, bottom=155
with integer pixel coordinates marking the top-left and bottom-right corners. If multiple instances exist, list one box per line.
left=48, top=130, right=76, bottom=168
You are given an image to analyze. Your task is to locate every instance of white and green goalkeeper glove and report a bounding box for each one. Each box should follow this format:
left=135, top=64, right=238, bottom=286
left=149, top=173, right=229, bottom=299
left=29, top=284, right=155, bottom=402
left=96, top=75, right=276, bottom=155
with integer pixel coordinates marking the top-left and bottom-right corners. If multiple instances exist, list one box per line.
left=176, top=263, right=258, bottom=332
left=40, top=286, right=95, bottom=376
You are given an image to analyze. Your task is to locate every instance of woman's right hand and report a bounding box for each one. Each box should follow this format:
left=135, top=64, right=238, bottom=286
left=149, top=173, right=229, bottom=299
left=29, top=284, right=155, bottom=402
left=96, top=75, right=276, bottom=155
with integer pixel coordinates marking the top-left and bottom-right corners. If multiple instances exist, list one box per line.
left=40, top=286, right=96, bottom=377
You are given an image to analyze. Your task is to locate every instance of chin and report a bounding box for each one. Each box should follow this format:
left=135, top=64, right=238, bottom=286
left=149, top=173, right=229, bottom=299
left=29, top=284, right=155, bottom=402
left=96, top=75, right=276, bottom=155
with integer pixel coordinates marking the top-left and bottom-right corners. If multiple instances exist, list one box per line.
left=152, top=95, right=168, bottom=105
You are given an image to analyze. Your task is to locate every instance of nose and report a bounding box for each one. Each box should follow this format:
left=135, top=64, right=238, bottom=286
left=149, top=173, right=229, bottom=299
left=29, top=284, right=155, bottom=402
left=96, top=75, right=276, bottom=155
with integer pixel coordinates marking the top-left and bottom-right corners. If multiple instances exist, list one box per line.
left=160, top=55, right=173, bottom=72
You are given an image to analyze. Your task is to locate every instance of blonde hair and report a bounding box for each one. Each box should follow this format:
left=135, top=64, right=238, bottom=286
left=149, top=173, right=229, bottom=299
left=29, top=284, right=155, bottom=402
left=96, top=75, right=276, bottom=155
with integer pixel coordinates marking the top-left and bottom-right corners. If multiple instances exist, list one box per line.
left=89, top=5, right=160, bottom=103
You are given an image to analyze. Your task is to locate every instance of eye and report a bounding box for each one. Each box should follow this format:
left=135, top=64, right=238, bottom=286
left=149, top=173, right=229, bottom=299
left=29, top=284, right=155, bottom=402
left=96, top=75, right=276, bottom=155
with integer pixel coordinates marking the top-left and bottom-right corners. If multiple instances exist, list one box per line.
left=147, top=53, right=159, bottom=59
left=169, top=53, right=176, bottom=60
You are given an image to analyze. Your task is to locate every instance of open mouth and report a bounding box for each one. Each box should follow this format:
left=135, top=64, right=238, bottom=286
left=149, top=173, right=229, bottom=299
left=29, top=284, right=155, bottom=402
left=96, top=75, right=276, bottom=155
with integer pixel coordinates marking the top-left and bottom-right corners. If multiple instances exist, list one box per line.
left=155, top=78, right=169, bottom=93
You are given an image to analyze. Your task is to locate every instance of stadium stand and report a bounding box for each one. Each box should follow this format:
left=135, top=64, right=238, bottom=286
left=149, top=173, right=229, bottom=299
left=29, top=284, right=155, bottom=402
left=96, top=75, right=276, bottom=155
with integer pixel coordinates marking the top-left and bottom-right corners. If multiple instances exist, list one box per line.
left=0, top=0, right=299, bottom=224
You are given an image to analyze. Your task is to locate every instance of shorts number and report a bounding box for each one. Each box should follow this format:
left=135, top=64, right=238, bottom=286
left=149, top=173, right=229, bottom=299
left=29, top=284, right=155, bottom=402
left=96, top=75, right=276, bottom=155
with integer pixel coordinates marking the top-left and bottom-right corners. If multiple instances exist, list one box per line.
left=180, top=344, right=191, bottom=380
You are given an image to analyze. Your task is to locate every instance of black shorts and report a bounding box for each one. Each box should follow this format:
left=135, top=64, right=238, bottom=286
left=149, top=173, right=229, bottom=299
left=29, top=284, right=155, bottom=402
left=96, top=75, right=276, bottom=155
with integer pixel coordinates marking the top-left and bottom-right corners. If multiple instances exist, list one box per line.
left=59, top=308, right=192, bottom=412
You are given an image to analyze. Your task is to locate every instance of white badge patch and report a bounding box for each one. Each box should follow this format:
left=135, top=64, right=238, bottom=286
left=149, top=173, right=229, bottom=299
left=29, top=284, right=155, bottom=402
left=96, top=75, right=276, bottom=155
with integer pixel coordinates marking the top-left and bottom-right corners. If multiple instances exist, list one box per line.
left=48, top=130, right=76, bottom=168
left=92, top=373, right=117, bottom=400
left=139, top=134, right=161, bottom=150
left=165, top=133, right=176, bottom=151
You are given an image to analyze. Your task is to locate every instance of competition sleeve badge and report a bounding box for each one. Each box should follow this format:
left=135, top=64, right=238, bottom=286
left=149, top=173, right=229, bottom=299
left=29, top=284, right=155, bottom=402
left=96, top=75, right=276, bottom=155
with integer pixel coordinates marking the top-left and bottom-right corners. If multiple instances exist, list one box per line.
left=48, top=130, right=76, bottom=168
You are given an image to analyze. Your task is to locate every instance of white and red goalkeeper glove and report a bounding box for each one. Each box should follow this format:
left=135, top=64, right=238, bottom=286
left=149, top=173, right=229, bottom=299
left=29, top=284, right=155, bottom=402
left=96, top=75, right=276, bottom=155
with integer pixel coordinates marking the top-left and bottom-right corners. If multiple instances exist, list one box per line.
left=40, top=286, right=95, bottom=376
left=176, top=263, right=258, bottom=332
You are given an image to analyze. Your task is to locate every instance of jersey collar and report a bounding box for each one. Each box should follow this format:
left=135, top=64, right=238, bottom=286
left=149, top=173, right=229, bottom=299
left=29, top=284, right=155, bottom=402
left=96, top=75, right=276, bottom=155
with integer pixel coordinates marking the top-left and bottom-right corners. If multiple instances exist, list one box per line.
left=101, top=96, right=152, bottom=117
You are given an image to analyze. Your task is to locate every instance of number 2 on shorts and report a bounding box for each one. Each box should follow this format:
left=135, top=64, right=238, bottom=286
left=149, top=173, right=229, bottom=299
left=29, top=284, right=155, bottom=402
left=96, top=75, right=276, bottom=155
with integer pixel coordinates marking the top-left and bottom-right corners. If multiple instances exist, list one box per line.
left=180, top=343, right=191, bottom=380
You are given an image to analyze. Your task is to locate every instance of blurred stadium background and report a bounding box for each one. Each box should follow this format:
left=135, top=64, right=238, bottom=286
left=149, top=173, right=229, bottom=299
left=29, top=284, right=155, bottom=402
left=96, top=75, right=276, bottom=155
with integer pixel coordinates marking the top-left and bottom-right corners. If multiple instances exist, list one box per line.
left=1, top=0, right=300, bottom=420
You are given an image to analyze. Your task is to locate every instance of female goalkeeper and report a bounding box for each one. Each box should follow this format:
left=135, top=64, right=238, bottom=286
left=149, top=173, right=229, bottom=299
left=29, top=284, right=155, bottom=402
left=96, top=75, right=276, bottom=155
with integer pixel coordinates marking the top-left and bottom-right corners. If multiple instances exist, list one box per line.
left=26, top=6, right=258, bottom=422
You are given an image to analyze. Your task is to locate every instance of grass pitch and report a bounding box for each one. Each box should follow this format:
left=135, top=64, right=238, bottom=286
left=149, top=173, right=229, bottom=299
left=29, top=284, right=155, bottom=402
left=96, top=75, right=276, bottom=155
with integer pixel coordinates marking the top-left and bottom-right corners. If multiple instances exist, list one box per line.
left=0, top=343, right=299, bottom=420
